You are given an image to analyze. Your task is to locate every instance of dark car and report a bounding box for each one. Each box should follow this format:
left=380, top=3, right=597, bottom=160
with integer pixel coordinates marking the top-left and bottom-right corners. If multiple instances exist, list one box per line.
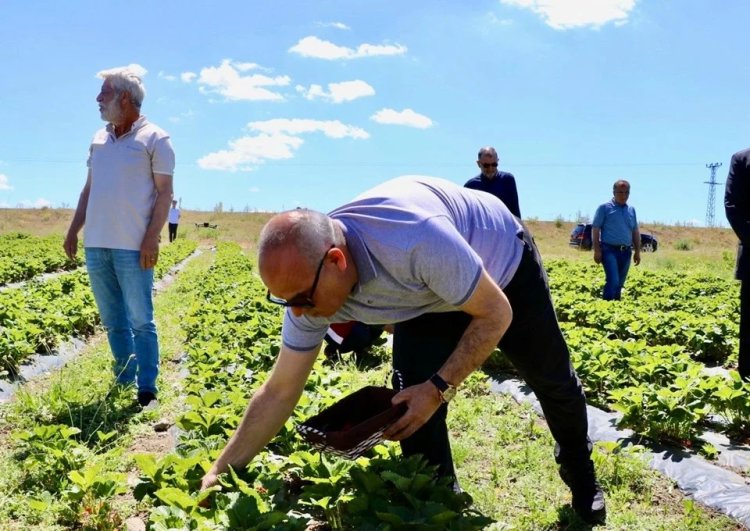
left=569, top=223, right=657, bottom=252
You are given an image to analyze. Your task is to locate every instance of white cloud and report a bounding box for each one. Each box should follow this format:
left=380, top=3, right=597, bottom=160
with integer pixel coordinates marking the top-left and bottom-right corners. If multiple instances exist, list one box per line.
left=248, top=186, right=261, bottom=193
left=198, top=134, right=303, bottom=171
left=296, top=80, right=375, bottom=103
left=289, top=36, right=407, bottom=60
left=198, top=118, right=369, bottom=172
left=317, top=21, right=350, bottom=30
left=196, top=59, right=290, bottom=101
left=97, top=63, right=148, bottom=78
left=158, top=71, right=176, bottom=81
left=168, top=110, right=195, bottom=124
left=181, top=72, right=197, bottom=83
left=0, top=174, right=12, bottom=190
left=370, top=108, right=434, bottom=129
left=499, top=0, right=637, bottom=29
left=234, top=62, right=262, bottom=72
left=249, top=118, right=370, bottom=139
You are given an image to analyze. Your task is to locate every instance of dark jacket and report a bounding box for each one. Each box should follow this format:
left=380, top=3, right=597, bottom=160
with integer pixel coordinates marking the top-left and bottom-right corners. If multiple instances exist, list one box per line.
left=725, top=147, right=750, bottom=280
left=464, top=171, right=521, bottom=218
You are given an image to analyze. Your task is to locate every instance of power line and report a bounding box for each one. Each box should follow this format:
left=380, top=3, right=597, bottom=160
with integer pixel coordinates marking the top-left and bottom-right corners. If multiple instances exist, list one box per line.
left=705, top=162, right=723, bottom=227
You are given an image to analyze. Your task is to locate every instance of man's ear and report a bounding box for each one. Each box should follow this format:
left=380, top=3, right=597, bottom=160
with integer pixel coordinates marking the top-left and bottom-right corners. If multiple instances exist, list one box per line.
left=329, top=247, right=347, bottom=271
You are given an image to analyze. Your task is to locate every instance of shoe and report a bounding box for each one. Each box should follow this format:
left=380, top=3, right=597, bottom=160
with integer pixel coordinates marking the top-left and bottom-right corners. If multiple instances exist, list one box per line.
left=559, top=460, right=606, bottom=524
left=137, top=391, right=158, bottom=408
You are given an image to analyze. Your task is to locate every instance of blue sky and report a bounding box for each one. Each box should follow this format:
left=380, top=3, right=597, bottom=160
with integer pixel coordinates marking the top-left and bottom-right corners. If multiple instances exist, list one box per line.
left=0, top=0, right=747, bottom=226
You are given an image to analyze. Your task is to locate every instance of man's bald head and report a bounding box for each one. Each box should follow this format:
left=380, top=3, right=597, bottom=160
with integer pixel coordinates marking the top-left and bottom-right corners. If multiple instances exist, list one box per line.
left=258, top=209, right=342, bottom=268
left=258, top=209, right=355, bottom=316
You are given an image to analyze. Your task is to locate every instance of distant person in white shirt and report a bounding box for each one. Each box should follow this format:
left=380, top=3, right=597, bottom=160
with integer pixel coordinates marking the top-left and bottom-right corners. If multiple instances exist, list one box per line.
left=168, top=200, right=181, bottom=242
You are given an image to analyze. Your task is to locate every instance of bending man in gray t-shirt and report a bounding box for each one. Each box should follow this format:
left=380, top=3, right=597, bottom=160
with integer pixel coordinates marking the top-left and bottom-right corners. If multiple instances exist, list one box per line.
left=202, top=176, right=606, bottom=524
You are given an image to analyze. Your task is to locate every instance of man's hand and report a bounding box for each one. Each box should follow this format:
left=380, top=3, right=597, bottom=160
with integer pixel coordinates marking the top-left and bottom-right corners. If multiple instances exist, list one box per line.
left=140, top=234, right=160, bottom=269
left=63, top=232, right=78, bottom=261
left=633, top=250, right=641, bottom=266
left=201, top=468, right=221, bottom=491
left=383, top=382, right=442, bottom=441
left=593, top=248, right=602, bottom=264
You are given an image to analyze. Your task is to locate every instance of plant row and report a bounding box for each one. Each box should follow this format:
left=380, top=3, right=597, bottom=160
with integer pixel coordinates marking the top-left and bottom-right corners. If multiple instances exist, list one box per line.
left=0, top=233, right=84, bottom=286
left=0, top=239, right=197, bottom=378
left=546, top=261, right=739, bottom=364
left=547, top=260, right=738, bottom=319
left=561, top=323, right=750, bottom=453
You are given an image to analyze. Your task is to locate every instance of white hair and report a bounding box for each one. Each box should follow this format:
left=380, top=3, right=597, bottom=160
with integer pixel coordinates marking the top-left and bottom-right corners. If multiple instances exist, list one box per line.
left=97, top=65, right=146, bottom=109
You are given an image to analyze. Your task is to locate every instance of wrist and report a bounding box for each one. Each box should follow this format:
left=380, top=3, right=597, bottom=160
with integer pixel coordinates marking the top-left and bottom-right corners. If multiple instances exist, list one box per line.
left=429, top=373, right=457, bottom=403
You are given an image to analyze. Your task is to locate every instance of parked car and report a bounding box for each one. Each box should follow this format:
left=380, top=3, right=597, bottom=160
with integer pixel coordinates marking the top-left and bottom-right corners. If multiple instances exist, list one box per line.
left=569, top=223, right=657, bottom=252
left=569, top=223, right=593, bottom=250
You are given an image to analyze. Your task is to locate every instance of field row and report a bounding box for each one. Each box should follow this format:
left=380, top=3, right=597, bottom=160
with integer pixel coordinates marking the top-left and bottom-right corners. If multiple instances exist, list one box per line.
left=0, top=239, right=197, bottom=378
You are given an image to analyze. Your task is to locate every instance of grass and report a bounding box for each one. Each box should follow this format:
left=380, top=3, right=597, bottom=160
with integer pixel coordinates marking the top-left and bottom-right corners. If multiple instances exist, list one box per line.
left=0, top=210, right=745, bottom=529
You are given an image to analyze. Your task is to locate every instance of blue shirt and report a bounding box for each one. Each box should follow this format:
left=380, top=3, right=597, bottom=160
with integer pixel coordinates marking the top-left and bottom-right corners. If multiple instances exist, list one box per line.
left=464, top=171, right=521, bottom=218
left=281, top=176, right=525, bottom=351
left=592, top=200, right=638, bottom=246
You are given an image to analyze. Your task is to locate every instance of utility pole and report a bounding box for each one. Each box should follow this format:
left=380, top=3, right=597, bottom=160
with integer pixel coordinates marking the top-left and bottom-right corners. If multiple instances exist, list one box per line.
left=705, top=162, right=723, bottom=227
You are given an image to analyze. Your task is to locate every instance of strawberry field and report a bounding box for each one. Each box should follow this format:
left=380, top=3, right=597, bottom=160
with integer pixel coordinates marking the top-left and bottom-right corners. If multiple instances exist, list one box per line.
left=0, top=234, right=747, bottom=530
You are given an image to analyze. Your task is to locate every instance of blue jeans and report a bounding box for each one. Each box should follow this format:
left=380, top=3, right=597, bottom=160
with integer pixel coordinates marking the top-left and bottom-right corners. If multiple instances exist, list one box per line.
left=85, top=248, right=159, bottom=393
left=601, top=244, right=632, bottom=301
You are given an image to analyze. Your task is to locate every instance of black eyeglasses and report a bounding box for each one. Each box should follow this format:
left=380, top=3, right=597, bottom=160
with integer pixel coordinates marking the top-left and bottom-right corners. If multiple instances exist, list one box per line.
left=266, top=245, right=334, bottom=307
left=481, top=162, right=499, bottom=169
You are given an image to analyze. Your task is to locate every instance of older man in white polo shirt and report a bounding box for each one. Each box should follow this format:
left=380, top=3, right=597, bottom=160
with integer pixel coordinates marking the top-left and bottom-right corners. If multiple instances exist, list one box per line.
left=63, top=67, right=174, bottom=408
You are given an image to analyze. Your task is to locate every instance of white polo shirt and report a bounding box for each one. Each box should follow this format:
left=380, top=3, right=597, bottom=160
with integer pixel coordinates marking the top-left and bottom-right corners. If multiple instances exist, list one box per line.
left=84, top=116, right=175, bottom=251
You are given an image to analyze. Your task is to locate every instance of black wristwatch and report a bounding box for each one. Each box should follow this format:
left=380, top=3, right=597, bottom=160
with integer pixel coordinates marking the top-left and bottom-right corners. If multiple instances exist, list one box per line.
left=429, top=373, right=457, bottom=403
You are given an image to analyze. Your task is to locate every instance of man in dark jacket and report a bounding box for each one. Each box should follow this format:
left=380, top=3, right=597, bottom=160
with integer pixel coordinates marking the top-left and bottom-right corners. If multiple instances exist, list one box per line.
left=464, top=146, right=521, bottom=218
left=725, top=148, right=750, bottom=380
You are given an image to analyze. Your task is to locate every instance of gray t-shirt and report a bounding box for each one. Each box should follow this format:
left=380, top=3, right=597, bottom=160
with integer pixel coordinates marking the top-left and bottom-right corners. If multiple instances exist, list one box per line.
left=282, top=176, right=525, bottom=351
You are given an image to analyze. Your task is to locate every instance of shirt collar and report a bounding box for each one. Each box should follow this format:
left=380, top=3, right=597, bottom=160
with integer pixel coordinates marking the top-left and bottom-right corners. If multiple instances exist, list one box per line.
left=106, top=115, right=147, bottom=138
left=337, top=221, right=376, bottom=292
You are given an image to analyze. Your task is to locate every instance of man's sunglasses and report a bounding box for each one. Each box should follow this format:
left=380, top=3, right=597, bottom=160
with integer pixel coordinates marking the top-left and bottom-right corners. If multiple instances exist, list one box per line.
left=266, top=245, right=334, bottom=308
left=481, top=162, right=499, bottom=169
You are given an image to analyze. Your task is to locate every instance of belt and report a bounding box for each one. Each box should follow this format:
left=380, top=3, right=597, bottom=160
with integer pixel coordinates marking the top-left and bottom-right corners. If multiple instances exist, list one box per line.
left=602, top=242, right=631, bottom=251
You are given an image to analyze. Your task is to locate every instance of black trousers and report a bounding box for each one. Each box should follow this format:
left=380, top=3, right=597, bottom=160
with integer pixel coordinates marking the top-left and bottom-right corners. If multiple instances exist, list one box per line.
left=391, top=232, right=591, bottom=479
left=740, top=281, right=750, bottom=380
left=168, top=223, right=178, bottom=242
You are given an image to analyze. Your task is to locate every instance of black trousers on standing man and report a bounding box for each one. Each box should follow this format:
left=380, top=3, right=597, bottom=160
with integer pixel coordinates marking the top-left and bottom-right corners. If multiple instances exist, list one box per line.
left=740, top=281, right=750, bottom=380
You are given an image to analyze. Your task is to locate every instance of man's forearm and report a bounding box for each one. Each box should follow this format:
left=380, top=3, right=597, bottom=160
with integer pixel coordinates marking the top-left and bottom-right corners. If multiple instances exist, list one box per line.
left=437, top=313, right=507, bottom=386
left=144, top=190, right=172, bottom=242
left=67, top=187, right=90, bottom=236
left=592, top=228, right=601, bottom=250
left=209, top=381, right=302, bottom=475
left=632, top=230, right=641, bottom=251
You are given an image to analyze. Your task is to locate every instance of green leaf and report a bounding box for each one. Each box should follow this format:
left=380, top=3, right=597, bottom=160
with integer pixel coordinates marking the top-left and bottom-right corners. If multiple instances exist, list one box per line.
left=154, top=487, right=198, bottom=512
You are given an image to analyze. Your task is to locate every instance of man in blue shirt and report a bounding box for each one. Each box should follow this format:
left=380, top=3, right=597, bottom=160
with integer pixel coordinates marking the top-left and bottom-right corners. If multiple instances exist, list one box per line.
left=202, top=177, right=606, bottom=523
left=464, top=146, right=521, bottom=218
left=592, top=180, right=641, bottom=300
